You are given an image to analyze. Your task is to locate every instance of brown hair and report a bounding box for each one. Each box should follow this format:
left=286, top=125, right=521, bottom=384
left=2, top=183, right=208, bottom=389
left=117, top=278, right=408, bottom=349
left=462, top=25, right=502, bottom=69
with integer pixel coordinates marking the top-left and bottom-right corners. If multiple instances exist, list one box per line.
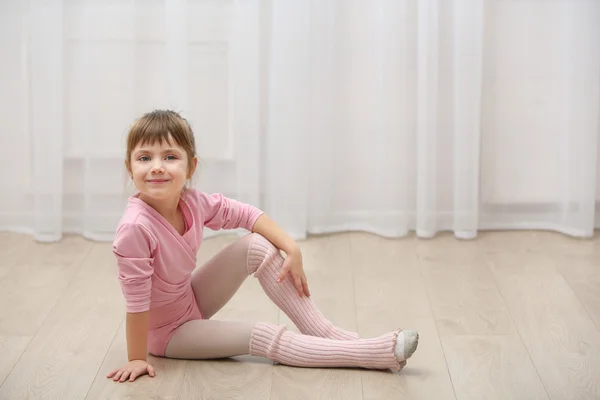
left=125, top=109, right=197, bottom=178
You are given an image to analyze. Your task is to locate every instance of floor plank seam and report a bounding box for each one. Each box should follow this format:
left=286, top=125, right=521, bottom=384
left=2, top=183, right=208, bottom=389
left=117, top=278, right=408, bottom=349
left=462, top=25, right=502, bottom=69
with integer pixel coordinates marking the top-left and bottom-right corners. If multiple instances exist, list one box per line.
left=0, top=243, right=95, bottom=391
left=414, top=252, right=459, bottom=400
left=484, top=254, right=553, bottom=400
left=176, top=360, right=193, bottom=399
left=349, top=237, right=365, bottom=400
left=83, top=314, right=125, bottom=400
left=547, top=253, right=600, bottom=337
left=0, top=336, right=32, bottom=389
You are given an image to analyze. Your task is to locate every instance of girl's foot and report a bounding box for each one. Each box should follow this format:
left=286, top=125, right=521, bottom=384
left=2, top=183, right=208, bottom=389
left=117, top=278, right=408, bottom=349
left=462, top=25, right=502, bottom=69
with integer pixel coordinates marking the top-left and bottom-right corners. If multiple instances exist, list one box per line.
left=394, top=330, right=419, bottom=366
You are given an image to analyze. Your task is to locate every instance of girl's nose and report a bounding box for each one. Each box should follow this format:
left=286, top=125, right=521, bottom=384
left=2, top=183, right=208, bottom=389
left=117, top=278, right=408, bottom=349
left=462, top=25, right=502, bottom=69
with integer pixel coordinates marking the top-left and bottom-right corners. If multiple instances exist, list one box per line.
left=151, top=161, right=164, bottom=174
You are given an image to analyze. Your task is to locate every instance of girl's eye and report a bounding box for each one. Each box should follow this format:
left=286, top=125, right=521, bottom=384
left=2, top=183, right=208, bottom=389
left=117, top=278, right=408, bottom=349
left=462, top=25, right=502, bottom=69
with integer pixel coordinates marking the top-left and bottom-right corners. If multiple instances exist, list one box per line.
left=166, top=155, right=178, bottom=160
left=139, top=156, right=150, bottom=161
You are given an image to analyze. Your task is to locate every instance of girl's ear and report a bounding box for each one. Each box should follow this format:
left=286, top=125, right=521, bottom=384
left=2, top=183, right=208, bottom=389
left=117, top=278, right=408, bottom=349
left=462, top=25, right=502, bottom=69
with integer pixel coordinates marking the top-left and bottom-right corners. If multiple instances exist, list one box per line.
left=125, top=160, right=132, bottom=178
left=188, top=156, right=199, bottom=179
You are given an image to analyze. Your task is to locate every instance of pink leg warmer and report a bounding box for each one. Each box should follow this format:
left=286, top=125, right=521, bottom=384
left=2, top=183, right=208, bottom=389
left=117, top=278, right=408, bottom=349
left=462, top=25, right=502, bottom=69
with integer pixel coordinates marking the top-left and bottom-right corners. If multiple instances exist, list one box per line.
left=249, top=322, right=403, bottom=370
left=247, top=234, right=360, bottom=341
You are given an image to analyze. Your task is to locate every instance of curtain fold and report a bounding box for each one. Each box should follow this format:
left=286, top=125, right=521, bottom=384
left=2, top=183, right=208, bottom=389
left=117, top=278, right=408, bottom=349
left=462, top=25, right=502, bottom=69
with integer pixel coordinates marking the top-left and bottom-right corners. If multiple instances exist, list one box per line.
left=263, top=0, right=311, bottom=238
left=30, top=0, right=65, bottom=242
left=451, top=0, right=484, bottom=240
left=1, top=0, right=599, bottom=242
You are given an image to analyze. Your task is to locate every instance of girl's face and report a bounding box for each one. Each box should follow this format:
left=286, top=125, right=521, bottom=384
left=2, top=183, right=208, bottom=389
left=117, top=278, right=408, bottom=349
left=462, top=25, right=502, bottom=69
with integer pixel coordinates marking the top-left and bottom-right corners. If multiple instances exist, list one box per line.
left=128, top=137, right=196, bottom=202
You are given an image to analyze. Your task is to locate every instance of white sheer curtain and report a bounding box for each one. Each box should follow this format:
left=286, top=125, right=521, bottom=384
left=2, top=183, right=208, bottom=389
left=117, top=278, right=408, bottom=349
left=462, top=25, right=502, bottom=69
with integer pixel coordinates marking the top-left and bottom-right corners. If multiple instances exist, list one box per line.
left=1, top=0, right=599, bottom=243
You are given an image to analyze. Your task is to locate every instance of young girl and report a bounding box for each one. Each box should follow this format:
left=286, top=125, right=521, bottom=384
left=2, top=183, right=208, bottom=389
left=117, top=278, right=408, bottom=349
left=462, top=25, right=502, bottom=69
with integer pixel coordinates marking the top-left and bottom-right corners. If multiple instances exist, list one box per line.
left=106, top=109, right=419, bottom=383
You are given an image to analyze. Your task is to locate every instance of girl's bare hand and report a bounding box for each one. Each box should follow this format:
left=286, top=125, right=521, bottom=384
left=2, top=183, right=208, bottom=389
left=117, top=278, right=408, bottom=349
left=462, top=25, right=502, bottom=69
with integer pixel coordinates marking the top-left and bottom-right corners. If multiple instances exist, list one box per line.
left=107, top=360, right=155, bottom=382
left=278, top=247, right=310, bottom=297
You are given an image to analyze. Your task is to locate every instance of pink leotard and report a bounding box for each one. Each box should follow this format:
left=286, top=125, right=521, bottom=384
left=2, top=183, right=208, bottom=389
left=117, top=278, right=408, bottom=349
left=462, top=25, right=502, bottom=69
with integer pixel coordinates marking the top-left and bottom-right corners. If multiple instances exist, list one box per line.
left=112, top=188, right=264, bottom=356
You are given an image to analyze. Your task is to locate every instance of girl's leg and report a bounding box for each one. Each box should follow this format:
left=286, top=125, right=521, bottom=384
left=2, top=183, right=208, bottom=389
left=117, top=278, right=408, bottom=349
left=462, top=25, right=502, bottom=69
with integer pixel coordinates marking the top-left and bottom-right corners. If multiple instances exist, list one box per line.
left=190, top=234, right=255, bottom=319
left=190, top=232, right=359, bottom=340
left=165, top=319, right=255, bottom=359
left=247, top=233, right=360, bottom=340
left=165, top=319, right=418, bottom=371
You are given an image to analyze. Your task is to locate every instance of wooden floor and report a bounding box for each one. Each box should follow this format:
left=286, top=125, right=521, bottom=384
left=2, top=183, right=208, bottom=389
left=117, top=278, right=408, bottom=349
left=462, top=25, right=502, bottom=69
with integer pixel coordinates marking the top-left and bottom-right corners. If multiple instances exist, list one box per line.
left=1, top=230, right=600, bottom=399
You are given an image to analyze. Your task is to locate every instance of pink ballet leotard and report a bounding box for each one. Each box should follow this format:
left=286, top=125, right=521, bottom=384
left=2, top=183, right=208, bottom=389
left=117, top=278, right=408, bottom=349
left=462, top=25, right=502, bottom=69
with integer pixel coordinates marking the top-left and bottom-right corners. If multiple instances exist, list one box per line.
left=112, top=188, right=264, bottom=356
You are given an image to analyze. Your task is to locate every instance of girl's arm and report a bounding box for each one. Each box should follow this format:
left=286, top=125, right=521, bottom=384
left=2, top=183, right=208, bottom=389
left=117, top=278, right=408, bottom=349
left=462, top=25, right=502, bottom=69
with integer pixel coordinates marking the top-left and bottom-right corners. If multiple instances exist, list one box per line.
left=251, top=214, right=310, bottom=297
left=126, top=311, right=149, bottom=361
left=251, top=213, right=299, bottom=256
left=107, top=311, right=155, bottom=382
left=110, top=223, right=157, bottom=382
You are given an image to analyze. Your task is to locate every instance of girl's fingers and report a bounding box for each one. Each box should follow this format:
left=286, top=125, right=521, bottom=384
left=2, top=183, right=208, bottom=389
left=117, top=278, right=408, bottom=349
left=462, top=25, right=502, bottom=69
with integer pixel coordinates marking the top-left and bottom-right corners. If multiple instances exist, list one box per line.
left=294, top=276, right=303, bottom=297
left=278, top=259, right=291, bottom=282
left=112, top=370, right=123, bottom=381
left=119, top=370, right=130, bottom=382
left=302, top=277, right=310, bottom=297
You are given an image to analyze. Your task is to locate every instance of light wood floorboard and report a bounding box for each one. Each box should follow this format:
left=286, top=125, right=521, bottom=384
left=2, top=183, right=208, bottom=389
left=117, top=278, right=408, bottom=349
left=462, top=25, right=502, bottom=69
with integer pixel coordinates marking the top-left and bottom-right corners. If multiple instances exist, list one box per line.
left=1, top=231, right=599, bottom=399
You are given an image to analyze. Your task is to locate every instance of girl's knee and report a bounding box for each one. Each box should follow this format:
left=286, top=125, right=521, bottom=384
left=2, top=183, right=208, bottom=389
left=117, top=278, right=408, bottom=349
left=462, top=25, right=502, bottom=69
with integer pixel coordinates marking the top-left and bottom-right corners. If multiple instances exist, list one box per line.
left=246, top=233, right=279, bottom=274
left=248, top=233, right=277, bottom=254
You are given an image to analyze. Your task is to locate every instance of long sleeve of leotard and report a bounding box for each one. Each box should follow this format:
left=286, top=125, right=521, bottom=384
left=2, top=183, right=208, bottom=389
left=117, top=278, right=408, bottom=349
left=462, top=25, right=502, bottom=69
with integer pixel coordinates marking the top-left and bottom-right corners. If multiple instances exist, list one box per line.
left=112, top=222, right=157, bottom=313
left=188, top=189, right=264, bottom=232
